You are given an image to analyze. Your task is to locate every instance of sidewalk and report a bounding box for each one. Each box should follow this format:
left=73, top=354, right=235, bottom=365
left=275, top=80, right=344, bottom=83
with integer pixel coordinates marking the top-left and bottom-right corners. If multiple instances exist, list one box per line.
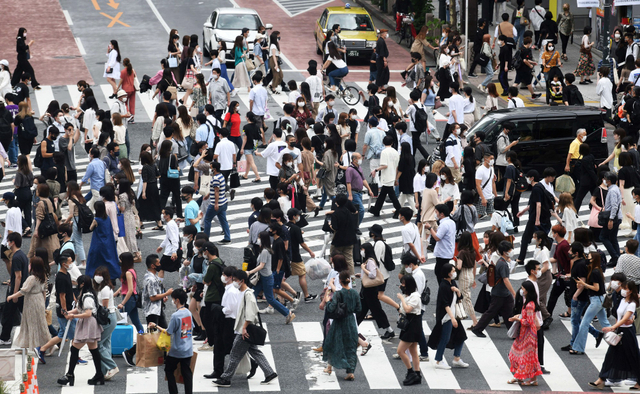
left=353, top=0, right=604, bottom=108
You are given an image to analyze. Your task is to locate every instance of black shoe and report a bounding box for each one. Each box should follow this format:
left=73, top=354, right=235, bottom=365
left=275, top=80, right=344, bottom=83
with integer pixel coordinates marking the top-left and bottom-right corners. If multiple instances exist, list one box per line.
left=314, top=207, right=320, bottom=217
left=579, top=81, right=589, bottom=85
left=367, top=209, right=380, bottom=217
left=541, top=367, right=551, bottom=374
left=542, top=317, right=553, bottom=330
left=247, top=359, right=258, bottom=379
left=179, top=99, right=184, bottom=104
left=205, top=371, right=222, bottom=379
left=305, top=294, right=318, bottom=302
left=607, top=261, right=617, bottom=268
left=261, top=373, right=278, bottom=384
left=403, top=371, right=422, bottom=386
left=109, top=93, right=116, bottom=99
left=380, top=331, right=395, bottom=340
left=88, top=374, right=105, bottom=385
left=355, top=229, right=362, bottom=235
left=532, top=93, right=541, bottom=99
left=501, top=92, right=509, bottom=96
left=595, top=332, right=604, bottom=348
left=122, top=350, right=135, bottom=367
left=212, top=378, right=231, bottom=387
left=472, top=329, right=486, bottom=338
left=560, top=345, right=572, bottom=351
left=469, top=73, right=478, bottom=77
left=230, top=189, right=236, bottom=201
left=195, top=332, right=207, bottom=341
left=58, top=373, right=75, bottom=386
left=220, top=239, right=231, bottom=244
left=392, top=213, right=399, bottom=219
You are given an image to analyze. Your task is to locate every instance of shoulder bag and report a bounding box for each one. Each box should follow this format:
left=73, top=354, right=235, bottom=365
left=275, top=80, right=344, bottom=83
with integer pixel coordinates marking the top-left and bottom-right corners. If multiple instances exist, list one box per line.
left=326, top=291, right=348, bottom=320
left=361, top=264, right=384, bottom=288
left=243, top=295, right=267, bottom=346
left=507, top=319, right=521, bottom=338
left=167, top=155, right=180, bottom=179
left=38, top=200, right=58, bottom=239
left=604, top=330, right=623, bottom=346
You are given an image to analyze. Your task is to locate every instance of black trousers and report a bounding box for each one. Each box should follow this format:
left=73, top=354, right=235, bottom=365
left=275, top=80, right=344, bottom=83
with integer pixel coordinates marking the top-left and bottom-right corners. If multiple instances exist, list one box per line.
left=546, top=278, right=570, bottom=316
left=67, top=169, right=78, bottom=184
left=411, top=131, right=428, bottom=161
left=475, top=295, right=514, bottom=332
left=537, top=329, right=545, bottom=366
left=370, top=185, right=401, bottom=216
left=15, top=186, right=31, bottom=229
left=507, top=192, right=521, bottom=227
left=165, top=355, right=193, bottom=394
left=560, top=33, right=570, bottom=55
left=573, top=179, right=596, bottom=211
left=18, top=138, right=32, bottom=156
left=160, top=177, right=182, bottom=217
left=269, top=175, right=279, bottom=190
left=468, top=50, right=482, bottom=75
left=435, top=257, right=450, bottom=285
left=517, top=219, right=550, bottom=262
left=204, top=302, right=226, bottom=375
left=356, top=286, right=390, bottom=330
left=11, top=59, right=39, bottom=87
left=0, top=297, right=23, bottom=341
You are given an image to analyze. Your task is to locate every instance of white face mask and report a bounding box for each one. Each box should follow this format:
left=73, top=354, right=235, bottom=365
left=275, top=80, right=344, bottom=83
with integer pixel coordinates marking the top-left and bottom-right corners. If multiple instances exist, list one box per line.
left=450, top=271, right=457, bottom=280
left=405, top=267, right=413, bottom=274
left=580, top=135, right=586, bottom=142
left=489, top=159, right=495, bottom=166
left=221, top=275, right=227, bottom=284
left=548, top=46, right=554, bottom=51
left=536, top=270, right=542, bottom=278
left=622, top=289, right=630, bottom=297
left=519, top=288, right=524, bottom=297
left=213, top=74, right=219, bottom=80
left=440, top=174, right=447, bottom=181
left=389, top=102, right=395, bottom=108
left=327, top=101, right=335, bottom=107
left=357, top=159, right=363, bottom=166
left=232, top=281, right=241, bottom=289
left=94, top=275, right=104, bottom=284
left=615, top=33, right=621, bottom=39
left=611, top=281, right=621, bottom=290
left=602, top=180, right=607, bottom=187
left=297, top=102, right=304, bottom=107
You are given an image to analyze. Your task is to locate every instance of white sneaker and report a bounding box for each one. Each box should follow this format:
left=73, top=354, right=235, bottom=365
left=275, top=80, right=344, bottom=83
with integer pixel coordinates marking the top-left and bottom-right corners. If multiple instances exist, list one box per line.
left=198, top=343, right=213, bottom=351
left=419, top=355, right=429, bottom=362
left=435, top=360, right=451, bottom=370
left=260, top=306, right=274, bottom=314
left=293, top=297, right=301, bottom=308
left=452, top=359, right=469, bottom=368
left=105, top=367, right=119, bottom=380
left=0, top=340, right=12, bottom=346
left=392, top=353, right=400, bottom=359
left=45, top=345, right=58, bottom=357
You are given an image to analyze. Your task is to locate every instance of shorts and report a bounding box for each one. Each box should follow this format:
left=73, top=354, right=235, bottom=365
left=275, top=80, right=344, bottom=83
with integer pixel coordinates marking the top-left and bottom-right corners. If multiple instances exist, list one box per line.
left=56, top=316, right=77, bottom=339
left=0, top=245, right=9, bottom=260
left=516, top=69, right=533, bottom=85
left=369, top=71, right=377, bottom=81
left=160, top=254, right=180, bottom=273
left=273, top=271, right=285, bottom=289
left=193, top=283, right=204, bottom=302
left=244, top=149, right=255, bottom=155
left=291, top=261, right=306, bottom=276
left=254, top=115, right=265, bottom=127
left=377, top=278, right=388, bottom=292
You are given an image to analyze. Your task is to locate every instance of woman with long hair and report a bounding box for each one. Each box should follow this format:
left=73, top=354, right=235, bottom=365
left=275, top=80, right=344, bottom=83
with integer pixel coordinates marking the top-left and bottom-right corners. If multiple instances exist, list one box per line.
left=189, top=73, right=207, bottom=117
left=117, top=58, right=136, bottom=123
left=617, top=151, right=640, bottom=233
left=176, top=105, right=195, bottom=151
left=601, top=128, right=625, bottom=172
left=7, top=257, right=50, bottom=349
left=268, top=31, right=284, bottom=93
left=294, top=95, right=312, bottom=131
left=322, top=42, right=349, bottom=92
left=167, top=32, right=182, bottom=83
left=482, top=82, right=500, bottom=113
left=590, top=281, right=640, bottom=389
left=232, top=35, right=251, bottom=92
left=57, top=275, right=105, bottom=386
left=158, top=140, right=182, bottom=218
left=153, top=68, right=177, bottom=102
left=477, top=34, right=494, bottom=92
left=436, top=43, right=453, bottom=99
left=104, top=40, right=122, bottom=98
left=14, top=154, right=33, bottom=233
left=411, top=25, right=437, bottom=61
left=299, top=82, right=313, bottom=115
left=65, top=181, right=87, bottom=267
left=86, top=201, right=120, bottom=281
left=27, top=183, right=60, bottom=263
left=223, top=100, right=243, bottom=152
left=356, top=243, right=392, bottom=338
left=617, top=55, right=635, bottom=93
left=462, top=86, right=476, bottom=128
left=575, top=26, right=595, bottom=84
left=138, top=150, right=163, bottom=228
left=118, top=178, right=141, bottom=261
left=178, top=46, right=197, bottom=106
left=11, top=28, right=40, bottom=89
left=532, top=231, right=553, bottom=325
left=317, top=138, right=338, bottom=210
left=93, top=266, right=119, bottom=379
left=240, top=112, right=261, bottom=181
left=440, top=166, right=459, bottom=212
left=455, top=232, right=479, bottom=327
left=552, top=192, right=579, bottom=243
left=118, top=158, right=136, bottom=184
left=397, top=141, right=416, bottom=212
left=396, top=273, right=424, bottom=385
left=114, top=252, right=144, bottom=332
left=507, top=280, right=542, bottom=385
left=14, top=102, right=36, bottom=155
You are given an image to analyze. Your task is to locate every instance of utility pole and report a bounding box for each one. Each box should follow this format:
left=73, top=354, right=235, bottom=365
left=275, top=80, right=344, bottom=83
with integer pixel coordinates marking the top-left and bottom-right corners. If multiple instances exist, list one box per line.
left=600, top=0, right=612, bottom=67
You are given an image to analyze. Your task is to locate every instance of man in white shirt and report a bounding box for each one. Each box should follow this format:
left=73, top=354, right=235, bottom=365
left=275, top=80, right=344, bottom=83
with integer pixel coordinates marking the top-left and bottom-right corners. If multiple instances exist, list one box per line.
left=596, top=66, right=614, bottom=120
left=423, top=204, right=457, bottom=284
left=445, top=82, right=465, bottom=135
left=507, top=86, right=525, bottom=108
left=249, top=73, right=269, bottom=147
left=220, top=266, right=242, bottom=336
left=208, top=68, right=231, bottom=121
left=213, top=128, right=238, bottom=200
left=394, top=122, right=413, bottom=154
left=625, top=33, right=639, bottom=61
left=495, top=121, right=517, bottom=185
left=475, top=152, right=497, bottom=218
left=529, top=0, right=547, bottom=48
left=305, top=60, right=324, bottom=117
left=444, top=124, right=463, bottom=183
left=629, top=63, right=640, bottom=87
left=256, top=127, right=287, bottom=190
left=405, top=89, right=429, bottom=159
left=275, top=135, right=303, bottom=172
left=195, top=114, right=215, bottom=148
left=368, top=135, right=401, bottom=218
left=315, top=95, right=337, bottom=124
left=156, top=206, right=180, bottom=279
left=399, top=207, right=425, bottom=261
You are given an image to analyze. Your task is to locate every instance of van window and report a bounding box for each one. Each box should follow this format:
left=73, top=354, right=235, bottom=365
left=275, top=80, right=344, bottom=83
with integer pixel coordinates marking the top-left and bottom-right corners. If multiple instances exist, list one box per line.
left=537, top=118, right=574, bottom=140
left=509, top=121, right=535, bottom=142
left=468, top=117, right=499, bottom=143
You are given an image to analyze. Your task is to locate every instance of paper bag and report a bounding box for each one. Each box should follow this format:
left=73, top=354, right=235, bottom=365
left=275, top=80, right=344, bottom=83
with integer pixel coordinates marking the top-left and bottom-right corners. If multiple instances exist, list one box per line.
left=235, top=353, right=251, bottom=375
left=165, top=351, right=197, bottom=384
left=0, top=349, right=15, bottom=381
left=135, top=331, right=165, bottom=367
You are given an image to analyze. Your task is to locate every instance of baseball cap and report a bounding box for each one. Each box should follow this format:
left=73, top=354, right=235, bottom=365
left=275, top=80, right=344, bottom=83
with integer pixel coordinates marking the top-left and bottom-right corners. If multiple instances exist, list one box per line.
left=202, top=242, right=218, bottom=254
left=287, top=208, right=302, bottom=218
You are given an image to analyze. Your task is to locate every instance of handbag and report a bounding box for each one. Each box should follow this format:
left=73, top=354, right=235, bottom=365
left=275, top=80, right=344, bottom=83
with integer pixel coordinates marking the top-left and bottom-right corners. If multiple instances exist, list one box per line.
left=491, top=53, right=498, bottom=69
left=133, top=75, right=141, bottom=91
left=598, top=209, right=612, bottom=227
left=167, top=55, right=179, bottom=68
left=38, top=201, right=58, bottom=239
left=326, top=291, right=348, bottom=320
left=248, top=272, right=259, bottom=286
left=397, top=313, right=413, bottom=330
left=602, top=291, right=613, bottom=309
left=507, top=319, right=521, bottom=339
left=181, top=74, right=195, bottom=90
left=199, top=174, right=212, bottom=196
left=246, top=58, right=256, bottom=72
left=455, top=301, right=467, bottom=320
left=434, top=97, right=443, bottom=109
left=243, top=296, right=267, bottom=346
left=316, top=167, right=327, bottom=180
left=604, top=330, right=623, bottom=346
left=167, top=155, right=180, bottom=179
left=590, top=188, right=605, bottom=228
left=361, top=265, right=384, bottom=288
left=230, top=169, right=241, bottom=189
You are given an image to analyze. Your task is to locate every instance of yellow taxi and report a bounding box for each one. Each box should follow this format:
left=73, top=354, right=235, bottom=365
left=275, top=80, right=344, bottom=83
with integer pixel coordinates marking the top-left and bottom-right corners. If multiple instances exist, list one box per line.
left=314, top=5, right=378, bottom=60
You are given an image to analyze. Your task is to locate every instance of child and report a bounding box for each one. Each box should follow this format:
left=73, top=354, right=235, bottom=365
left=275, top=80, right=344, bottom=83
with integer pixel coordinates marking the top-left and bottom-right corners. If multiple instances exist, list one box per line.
left=277, top=182, right=292, bottom=212
left=552, top=192, right=578, bottom=243
left=550, top=74, right=563, bottom=101
left=369, top=47, right=377, bottom=83
left=626, top=187, right=640, bottom=256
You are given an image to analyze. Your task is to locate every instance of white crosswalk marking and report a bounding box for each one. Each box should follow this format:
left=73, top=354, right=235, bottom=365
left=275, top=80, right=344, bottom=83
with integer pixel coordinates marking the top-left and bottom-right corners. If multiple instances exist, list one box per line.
left=125, top=365, right=159, bottom=393
left=33, top=86, right=56, bottom=118
left=247, top=324, right=280, bottom=391
left=292, top=322, right=341, bottom=390
left=540, top=334, right=582, bottom=392
left=191, top=345, right=217, bottom=393
left=60, top=347, right=95, bottom=394
left=357, top=321, right=401, bottom=389
left=420, top=322, right=461, bottom=390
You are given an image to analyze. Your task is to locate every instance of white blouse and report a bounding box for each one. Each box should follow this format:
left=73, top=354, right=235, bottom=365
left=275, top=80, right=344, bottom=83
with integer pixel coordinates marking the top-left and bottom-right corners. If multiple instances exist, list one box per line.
left=401, top=292, right=422, bottom=315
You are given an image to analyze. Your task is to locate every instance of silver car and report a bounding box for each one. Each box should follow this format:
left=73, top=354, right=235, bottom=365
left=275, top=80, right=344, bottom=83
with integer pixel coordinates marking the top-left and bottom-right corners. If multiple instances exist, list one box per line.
left=203, top=7, right=272, bottom=64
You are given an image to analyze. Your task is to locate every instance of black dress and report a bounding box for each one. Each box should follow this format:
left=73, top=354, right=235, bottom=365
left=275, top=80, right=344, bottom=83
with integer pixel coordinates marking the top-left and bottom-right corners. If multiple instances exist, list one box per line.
left=599, top=302, right=639, bottom=381
left=398, top=292, right=423, bottom=343
left=137, top=164, right=162, bottom=222
left=398, top=156, right=415, bottom=194
left=11, top=37, right=39, bottom=88
left=375, top=37, right=390, bottom=87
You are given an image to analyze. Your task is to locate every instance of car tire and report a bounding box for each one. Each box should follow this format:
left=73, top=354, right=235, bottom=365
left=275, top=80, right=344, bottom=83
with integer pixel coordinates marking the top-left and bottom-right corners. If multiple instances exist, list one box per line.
left=202, top=32, right=210, bottom=58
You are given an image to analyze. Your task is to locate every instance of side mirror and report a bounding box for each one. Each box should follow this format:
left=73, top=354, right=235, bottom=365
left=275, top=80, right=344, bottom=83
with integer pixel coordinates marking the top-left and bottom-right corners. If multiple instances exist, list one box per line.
left=204, top=21, right=213, bottom=28
left=323, top=28, right=327, bottom=33
left=265, top=23, right=273, bottom=30
left=376, top=28, right=380, bottom=34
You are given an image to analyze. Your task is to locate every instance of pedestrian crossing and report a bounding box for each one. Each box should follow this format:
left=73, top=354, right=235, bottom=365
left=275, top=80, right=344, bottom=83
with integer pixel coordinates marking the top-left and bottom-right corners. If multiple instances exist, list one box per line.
left=27, top=81, right=448, bottom=126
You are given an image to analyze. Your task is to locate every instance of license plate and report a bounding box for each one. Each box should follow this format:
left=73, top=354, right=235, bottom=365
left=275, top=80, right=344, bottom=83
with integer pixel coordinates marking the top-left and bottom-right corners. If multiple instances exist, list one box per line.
left=348, top=50, right=359, bottom=57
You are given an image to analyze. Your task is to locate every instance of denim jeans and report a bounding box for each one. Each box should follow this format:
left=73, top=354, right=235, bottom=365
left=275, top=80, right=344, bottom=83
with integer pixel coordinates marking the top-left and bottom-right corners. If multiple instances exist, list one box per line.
left=435, top=320, right=463, bottom=361
left=123, top=294, right=144, bottom=333
left=8, top=139, right=18, bottom=164
left=328, top=67, right=348, bottom=87
left=571, top=295, right=611, bottom=352
left=71, top=218, right=86, bottom=263
left=351, top=192, right=364, bottom=225
left=634, top=229, right=640, bottom=257
left=569, top=298, right=589, bottom=347
left=253, top=274, right=289, bottom=317
left=418, top=310, right=429, bottom=357
left=204, top=202, right=230, bottom=240
left=514, top=21, right=526, bottom=47
left=99, top=311, right=118, bottom=374
left=319, top=185, right=334, bottom=209
left=600, top=219, right=621, bottom=264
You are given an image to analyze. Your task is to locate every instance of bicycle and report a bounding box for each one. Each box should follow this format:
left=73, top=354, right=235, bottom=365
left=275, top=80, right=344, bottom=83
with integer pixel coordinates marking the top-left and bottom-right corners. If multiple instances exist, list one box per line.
left=320, top=74, right=360, bottom=106
left=397, top=13, right=414, bottom=48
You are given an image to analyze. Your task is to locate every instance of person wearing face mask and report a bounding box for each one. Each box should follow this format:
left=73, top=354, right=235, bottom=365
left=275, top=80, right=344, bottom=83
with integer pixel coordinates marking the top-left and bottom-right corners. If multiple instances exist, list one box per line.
left=615, top=239, right=640, bottom=283
left=564, top=128, right=587, bottom=176
left=428, top=263, right=468, bottom=370
left=556, top=242, right=588, bottom=352
left=357, top=243, right=394, bottom=340
left=423, top=204, right=456, bottom=284
left=530, top=232, right=553, bottom=330
left=104, top=40, right=122, bottom=99
left=346, top=153, right=374, bottom=226
left=375, top=29, right=390, bottom=93
left=218, top=266, right=246, bottom=371
left=507, top=281, right=543, bottom=385
left=496, top=35, right=512, bottom=96
left=102, top=142, right=121, bottom=178
left=599, top=172, right=622, bottom=267
left=91, top=267, right=119, bottom=380
left=315, top=94, right=337, bottom=125
left=474, top=152, right=497, bottom=219
left=11, top=28, right=40, bottom=89
left=156, top=206, right=181, bottom=279
left=519, top=260, right=548, bottom=374
left=601, top=128, right=626, bottom=172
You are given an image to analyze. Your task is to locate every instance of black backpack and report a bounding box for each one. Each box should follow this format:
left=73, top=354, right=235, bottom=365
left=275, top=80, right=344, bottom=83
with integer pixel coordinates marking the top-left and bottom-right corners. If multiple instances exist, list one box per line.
left=511, top=50, right=523, bottom=70
left=515, top=168, right=529, bottom=192
left=69, top=197, right=95, bottom=233
left=412, top=104, right=428, bottom=134
left=0, top=114, right=12, bottom=141
left=18, top=116, right=38, bottom=139
left=139, top=74, right=152, bottom=93
left=87, top=293, right=110, bottom=326
left=377, top=240, right=396, bottom=272
left=33, top=140, right=44, bottom=168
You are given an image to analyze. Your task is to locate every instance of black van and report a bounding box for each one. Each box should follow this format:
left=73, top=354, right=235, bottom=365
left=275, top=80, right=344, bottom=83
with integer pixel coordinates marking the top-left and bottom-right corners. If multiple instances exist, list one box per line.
left=466, top=106, right=608, bottom=174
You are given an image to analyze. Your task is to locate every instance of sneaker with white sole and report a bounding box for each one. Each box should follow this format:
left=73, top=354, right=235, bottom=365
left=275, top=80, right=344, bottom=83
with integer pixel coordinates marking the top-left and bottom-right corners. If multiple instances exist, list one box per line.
left=392, top=353, right=400, bottom=359
left=260, top=306, right=274, bottom=314
left=198, top=343, right=213, bottom=351
left=435, top=360, right=451, bottom=370
left=292, top=297, right=301, bottom=308
left=105, top=367, right=119, bottom=380
left=419, top=355, right=429, bottom=362
left=285, top=312, right=296, bottom=324
left=0, top=340, right=11, bottom=346
left=452, top=359, right=469, bottom=368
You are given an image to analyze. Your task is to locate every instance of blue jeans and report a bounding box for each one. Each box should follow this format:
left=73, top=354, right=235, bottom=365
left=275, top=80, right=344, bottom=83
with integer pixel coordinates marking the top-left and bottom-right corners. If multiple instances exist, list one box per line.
left=514, top=20, right=526, bottom=47
left=328, top=67, right=348, bottom=87
left=481, top=63, right=495, bottom=87
left=253, top=274, right=289, bottom=317
left=99, top=311, right=118, bottom=374
left=418, top=310, right=429, bottom=357
left=56, top=317, right=77, bottom=339
left=71, top=218, right=86, bottom=263
left=634, top=229, right=640, bottom=257
left=8, top=139, right=18, bottom=164
left=204, top=202, right=230, bottom=240
left=351, top=192, right=364, bottom=225
left=572, top=295, right=611, bottom=352
left=435, top=320, right=463, bottom=361
left=569, top=299, right=589, bottom=347
left=123, top=294, right=144, bottom=333
left=319, top=185, right=334, bottom=209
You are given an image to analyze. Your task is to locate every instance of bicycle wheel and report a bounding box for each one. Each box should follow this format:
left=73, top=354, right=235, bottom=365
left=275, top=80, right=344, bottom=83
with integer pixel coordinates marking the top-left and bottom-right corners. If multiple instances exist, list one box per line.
left=342, top=86, right=360, bottom=106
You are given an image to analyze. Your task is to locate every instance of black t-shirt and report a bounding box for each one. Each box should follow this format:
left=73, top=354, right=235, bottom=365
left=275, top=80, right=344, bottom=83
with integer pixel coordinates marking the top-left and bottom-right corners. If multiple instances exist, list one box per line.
left=156, top=103, right=176, bottom=119
left=518, top=47, right=533, bottom=70
left=10, top=250, right=28, bottom=295
left=311, top=134, right=326, bottom=159
left=618, top=166, right=639, bottom=188
left=528, top=183, right=551, bottom=221
left=55, top=271, right=74, bottom=318
left=592, top=185, right=608, bottom=207
left=286, top=221, right=304, bottom=263
left=499, top=45, right=512, bottom=66
left=242, top=123, right=260, bottom=150
left=272, top=237, right=288, bottom=272
left=347, top=119, right=359, bottom=140
left=504, top=165, right=518, bottom=196
left=570, top=258, right=589, bottom=302
left=588, top=268, right=605, bottom=297
left=14, top=83, right=29, bottom=104
left=369, top=52, right=377, bottom=72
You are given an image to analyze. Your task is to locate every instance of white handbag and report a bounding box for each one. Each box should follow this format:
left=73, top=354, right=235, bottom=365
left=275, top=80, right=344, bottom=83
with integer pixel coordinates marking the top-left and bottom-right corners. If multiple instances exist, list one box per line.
left=167, top=55, right=179, bottom=68
left=604, top=330, right=623, bottom=346
left=199, top=174, right=212, bottom=196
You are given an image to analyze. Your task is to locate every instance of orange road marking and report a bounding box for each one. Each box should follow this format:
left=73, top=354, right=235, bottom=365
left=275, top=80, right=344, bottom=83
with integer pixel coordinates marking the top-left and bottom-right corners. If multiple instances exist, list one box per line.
left=101, top=12, right=129, bottom=27
left=91, top=0, right=100, bottom=10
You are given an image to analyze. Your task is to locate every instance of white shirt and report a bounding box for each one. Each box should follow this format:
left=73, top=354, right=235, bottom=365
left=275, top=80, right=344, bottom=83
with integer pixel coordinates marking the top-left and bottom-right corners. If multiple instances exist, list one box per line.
left=475, top=165, right=494, bottom=199
left=445, top=134, right=462, bottom=167
left=249, top=84, right=268, bottom=116
left=160, top=219, right=180, bottom=256
left=629, top=68, right=640, bottom=86
left=529, top=6, right=546, bottom=30
left=276, top=146, right=302, bottom=166
left=214, top=138, right=237, bottom=171
left=507, top=97, right=525, bottom=108
left=463, top=97, right=476, bottom=113
left=0, top=70, right=11, bottom=98
left=401, top=222, right=422, bottom=257
left=447, top=94, right=465, bottom=124
left=261, top=140, right=287, bottom=176
left=494, top=25, right=518, bottom=38
left=413, top=173, right=426, bottom=194
left=288, top=91, right=301, bottom=104
left=221, top=283, right=242, bottom=318
left=330, top=56, right=347, bottom=69
left=306, top=74, right=324, bottom=103
left=99, top=286, right=116, bottom=313
left=441, top=182, right=460, bottom=202
left=406, top=102, right=424, bottom=132
left=627, top=42, right=639, bottom=61
left=596, top=77, right=614, bottom=109
left=541, top=179, right=555, bottom=196
left=410, top=267, right=426, bottom=311
left=372, top=240, right=390, bottom=280
left=379, top=146, right=399, bottom=186
left=2, top=207, right=22, bottom=247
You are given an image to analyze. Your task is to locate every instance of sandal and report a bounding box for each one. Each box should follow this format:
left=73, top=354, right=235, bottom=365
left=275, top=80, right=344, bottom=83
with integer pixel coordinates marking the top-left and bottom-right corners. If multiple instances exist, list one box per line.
left=242, top=175, right=248, bottom=180
left=323, top=366, right=332, bottom=375
left=521, top=380, right=538, bottom=386
left=364, top=314, right=374, bottom=320
left=488, top=323, right=501, bottom=328
left=507, top=379, right=522, bottom=384
left=559, top=312, right=571, bottom=318
left=569, top=349, right=584, bottom=355
left=252, top=178, right=261, bottom=183
left=152, top=226, right=164, bottom=231
left=345, top=374, right=355, bottom=381
left=360, top=343, right=372, bottom=356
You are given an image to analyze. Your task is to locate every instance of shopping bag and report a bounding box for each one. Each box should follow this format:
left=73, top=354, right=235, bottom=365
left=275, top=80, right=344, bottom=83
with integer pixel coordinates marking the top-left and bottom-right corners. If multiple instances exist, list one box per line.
left=305, top=258, right=332, bottom=280
left=0, top=349, right=15, bottom=381
left=236, top=353, right=251, bottom=375
left=230, top=170, right=241, bottom=189
left=555, top=174, right=575, bottom=194
left=157, top=330, right=172, bottom=352
left=165, top=352, right=198, bottom=384
left=237, top=159, right=247, bottom=173
left=135, top=331, right=165, bottom=367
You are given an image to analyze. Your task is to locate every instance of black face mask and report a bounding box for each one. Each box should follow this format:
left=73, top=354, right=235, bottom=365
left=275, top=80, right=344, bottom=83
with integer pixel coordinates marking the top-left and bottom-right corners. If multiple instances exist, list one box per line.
left=399, top=285, right=406, bottom=293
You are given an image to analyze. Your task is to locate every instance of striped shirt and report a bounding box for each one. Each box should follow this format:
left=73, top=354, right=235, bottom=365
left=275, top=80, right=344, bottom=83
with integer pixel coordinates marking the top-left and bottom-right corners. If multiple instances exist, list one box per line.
left=210, top=173, right=228, bottom=206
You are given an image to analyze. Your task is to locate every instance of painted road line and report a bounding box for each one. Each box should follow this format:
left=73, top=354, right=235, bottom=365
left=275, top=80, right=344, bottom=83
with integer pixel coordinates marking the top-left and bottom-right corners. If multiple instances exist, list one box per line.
left=136, top=90, right=158, bottom=123
left=248, top=323, right=280, bottom=391
left=292, top=322, right=340, bottom=390
left=357, top=321, right=402, bottom=389
left=33, top=85, right=56, bottom=118
left=292, top=322, right=324, bottom=343
left=420, top=322, right=461, bottom=390
left=61, top=347, right=95, bottom=394
left=125, top=365, right=159, bottom=393
left=191, top=342, right=218, bottom=392
left=462, top=320, right=521, bottom=391
left=74, top=38, right=86, bottom=56
left=99, top=84, right=118, bottom=113
left=63, top=10, right=73, bottom=25
left=66, top=85, right=83, bottom=109
left=540, top=332, right=583, bottom=392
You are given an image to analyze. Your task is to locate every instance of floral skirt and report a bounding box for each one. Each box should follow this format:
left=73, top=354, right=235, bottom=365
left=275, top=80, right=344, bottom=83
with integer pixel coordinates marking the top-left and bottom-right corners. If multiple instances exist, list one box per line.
left=574, top=52, right=595, bottom=77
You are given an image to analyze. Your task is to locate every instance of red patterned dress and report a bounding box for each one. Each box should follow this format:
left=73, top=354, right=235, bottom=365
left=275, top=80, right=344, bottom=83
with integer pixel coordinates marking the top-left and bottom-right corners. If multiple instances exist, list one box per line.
left=508, top=301, right=542, bottom=380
